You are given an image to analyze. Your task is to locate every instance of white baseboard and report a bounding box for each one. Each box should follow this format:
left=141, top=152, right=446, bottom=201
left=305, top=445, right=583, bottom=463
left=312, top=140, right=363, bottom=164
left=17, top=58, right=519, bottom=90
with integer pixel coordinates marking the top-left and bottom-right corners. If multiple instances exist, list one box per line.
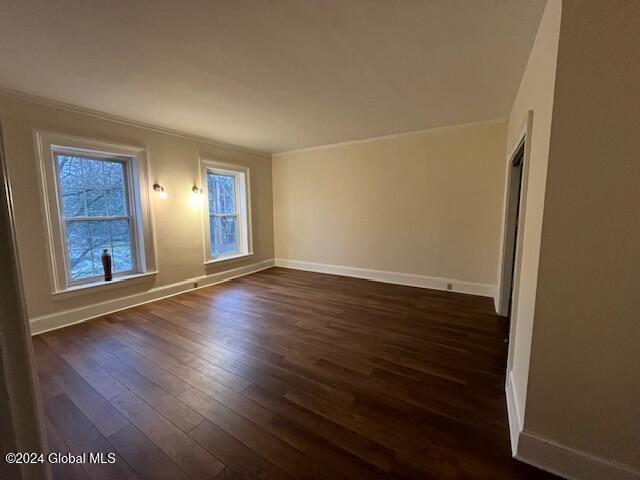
left=274, top=258, right=496, bottom=298
left=507, top=373, right=639, bottom=480
left=506, top=370, right=523, bottom=454
left=494, top=293, right=501, bottom=315
left=30, top=259, right=275, bottom=336
left=517, top=431, right=640, bottom=480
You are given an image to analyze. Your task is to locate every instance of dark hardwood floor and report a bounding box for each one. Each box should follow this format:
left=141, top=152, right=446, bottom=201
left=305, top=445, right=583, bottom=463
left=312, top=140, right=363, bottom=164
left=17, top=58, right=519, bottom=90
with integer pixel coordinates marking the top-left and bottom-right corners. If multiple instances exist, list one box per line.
left=33, top=267, right=558, bottom=480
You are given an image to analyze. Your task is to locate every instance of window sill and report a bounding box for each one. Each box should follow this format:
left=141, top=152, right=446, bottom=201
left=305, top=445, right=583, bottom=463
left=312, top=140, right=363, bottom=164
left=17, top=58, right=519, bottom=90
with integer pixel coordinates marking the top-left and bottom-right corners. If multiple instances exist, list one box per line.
left=204, top=252, right=253, bottom=265
left=51, top=271, right=157, bottom=299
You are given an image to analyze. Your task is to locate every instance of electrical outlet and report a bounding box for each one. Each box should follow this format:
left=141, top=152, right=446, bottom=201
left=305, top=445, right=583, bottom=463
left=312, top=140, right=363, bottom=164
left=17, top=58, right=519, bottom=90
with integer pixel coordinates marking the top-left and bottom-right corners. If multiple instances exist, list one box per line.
left=446, top=283, right=453, bottom=291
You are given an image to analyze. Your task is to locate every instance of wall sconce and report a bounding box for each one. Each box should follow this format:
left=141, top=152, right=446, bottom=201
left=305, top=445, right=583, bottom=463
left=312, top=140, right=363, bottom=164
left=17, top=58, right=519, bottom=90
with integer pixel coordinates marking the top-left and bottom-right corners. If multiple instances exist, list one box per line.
left=153, top=183, right=168, bottom=200
left=189, top=185, right=203, bottom=208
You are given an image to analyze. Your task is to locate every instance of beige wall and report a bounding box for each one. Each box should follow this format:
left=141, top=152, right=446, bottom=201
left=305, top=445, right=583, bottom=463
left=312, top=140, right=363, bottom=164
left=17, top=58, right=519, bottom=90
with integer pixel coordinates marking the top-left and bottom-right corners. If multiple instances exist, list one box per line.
left=0, top=94, right=274, bottom=321
left=273, top=121, right=507, bottom=287
left=504, top=0, right=561, bottom=434
left=0, top=125, right=48, bottom=480
left=526, top=0, right=640, bottom=470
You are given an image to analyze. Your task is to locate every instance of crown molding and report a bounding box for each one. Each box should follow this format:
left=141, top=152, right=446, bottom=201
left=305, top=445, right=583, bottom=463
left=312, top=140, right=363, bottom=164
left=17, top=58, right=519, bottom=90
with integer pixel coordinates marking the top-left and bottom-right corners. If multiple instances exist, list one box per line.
left=272, top=117, right=507, bottom=157
left=0, top=87, right=507, bottom=159
left=0, top=87, right=270, bottom=157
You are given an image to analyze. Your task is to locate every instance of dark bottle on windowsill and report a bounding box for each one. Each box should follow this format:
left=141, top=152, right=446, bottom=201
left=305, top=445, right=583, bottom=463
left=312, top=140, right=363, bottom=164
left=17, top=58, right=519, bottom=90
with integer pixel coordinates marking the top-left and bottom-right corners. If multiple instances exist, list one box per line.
left=101, top=249, right=113, bottom=281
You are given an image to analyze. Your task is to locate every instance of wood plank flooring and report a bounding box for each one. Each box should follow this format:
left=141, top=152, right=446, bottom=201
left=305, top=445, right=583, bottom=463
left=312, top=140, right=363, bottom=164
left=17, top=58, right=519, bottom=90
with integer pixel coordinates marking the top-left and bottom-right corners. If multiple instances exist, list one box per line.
left=33, top=267, right=558, bottom=479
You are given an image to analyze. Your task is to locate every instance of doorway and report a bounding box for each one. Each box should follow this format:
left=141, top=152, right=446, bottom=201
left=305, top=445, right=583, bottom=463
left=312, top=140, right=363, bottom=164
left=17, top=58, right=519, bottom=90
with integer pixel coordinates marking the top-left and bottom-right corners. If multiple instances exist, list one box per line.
left=498, top=140, right=526, bottom=316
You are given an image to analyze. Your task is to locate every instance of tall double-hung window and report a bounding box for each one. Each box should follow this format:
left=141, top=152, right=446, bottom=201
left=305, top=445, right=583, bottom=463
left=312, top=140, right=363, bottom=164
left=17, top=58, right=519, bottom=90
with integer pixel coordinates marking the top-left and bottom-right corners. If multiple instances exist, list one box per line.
left=35, top=131, right=156, bottom=293
left=201, top=160, right=251, bottom=262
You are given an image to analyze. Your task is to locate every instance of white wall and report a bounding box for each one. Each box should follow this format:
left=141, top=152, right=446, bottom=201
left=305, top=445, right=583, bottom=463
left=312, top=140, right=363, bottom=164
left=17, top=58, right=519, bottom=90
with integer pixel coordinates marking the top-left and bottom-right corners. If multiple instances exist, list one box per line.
left=273, top=121, right=507, bottom=294
left=504, top=1, right=640, bottom=477
left=523, top=0, right=640, bottom=475
left=503, top=0, right=561, bottom=444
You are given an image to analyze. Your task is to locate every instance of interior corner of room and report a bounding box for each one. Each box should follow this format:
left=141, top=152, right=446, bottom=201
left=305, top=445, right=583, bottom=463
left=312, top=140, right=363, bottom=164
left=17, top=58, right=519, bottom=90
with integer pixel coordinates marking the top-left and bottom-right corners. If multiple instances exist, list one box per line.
left=0, top=1, right=638, bottom=479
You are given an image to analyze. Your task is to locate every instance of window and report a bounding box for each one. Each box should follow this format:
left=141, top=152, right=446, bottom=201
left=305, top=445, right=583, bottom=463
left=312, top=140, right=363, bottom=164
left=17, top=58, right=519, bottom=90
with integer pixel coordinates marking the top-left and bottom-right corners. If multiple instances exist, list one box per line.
left=35, top=131, right=156, bottom=293
left=201, top=160, right=251, bottom=262
left=57, top=154, right=135, bottom=281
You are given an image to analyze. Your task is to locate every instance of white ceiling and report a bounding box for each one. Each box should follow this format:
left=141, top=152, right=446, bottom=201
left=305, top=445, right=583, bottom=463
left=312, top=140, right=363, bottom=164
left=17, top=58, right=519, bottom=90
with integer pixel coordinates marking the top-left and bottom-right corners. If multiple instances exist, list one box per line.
left=0, top=0, right=545, bottom=153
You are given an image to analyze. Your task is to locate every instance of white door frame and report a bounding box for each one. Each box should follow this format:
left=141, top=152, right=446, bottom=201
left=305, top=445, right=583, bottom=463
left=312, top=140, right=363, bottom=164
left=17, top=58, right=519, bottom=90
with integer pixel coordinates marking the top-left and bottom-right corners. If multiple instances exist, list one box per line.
left=496, top=111, right=533, bottom=318
left=496, top=110, right=533, bottom=372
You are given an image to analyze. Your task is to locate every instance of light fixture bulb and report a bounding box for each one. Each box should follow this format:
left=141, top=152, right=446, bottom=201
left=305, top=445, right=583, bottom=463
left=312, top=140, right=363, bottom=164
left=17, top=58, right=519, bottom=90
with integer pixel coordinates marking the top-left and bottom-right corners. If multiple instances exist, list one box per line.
left=189, top=192, right=202, bottom=208
left=153, top=183, right=168, bottom=200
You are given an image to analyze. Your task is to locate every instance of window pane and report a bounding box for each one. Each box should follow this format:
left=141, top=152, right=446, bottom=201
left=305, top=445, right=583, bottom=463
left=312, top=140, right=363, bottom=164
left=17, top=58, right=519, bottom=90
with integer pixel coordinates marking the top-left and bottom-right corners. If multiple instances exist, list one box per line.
left=208, top=173, right=236, bottom=214
left=66, top=221, right=91, bottom=251
left=111, top=219, right=131, bottom=245
left=69, top=249, right=94, bottom=280
left=67, top=218, right=134, bottom=279
left=58, top=153, right=86, bottom=217
left=86, top=188, right=107, bottom=217
left=58, top=156, right=128, bottom=218
left=66, top=222, right=93, bottom=280
left=61, top=188, right=87, bottom=217
left=82, top=220, right=134, bottom=278
left=210, top=216, right=238, bottom=256
left=58, top=156, right=84, bottom=192
left=105, top=188, right=127, bottom=216
left=83, top=159, right=105, bottom=188
left=89, top=220, right=111, bottom=275
left=111, top=219, right=133, bottom=272
left=113, top=245, right=133, bottom=273
left=56, top=151, right=138, bottom=283
left=104, top=161, right=125, bottom=188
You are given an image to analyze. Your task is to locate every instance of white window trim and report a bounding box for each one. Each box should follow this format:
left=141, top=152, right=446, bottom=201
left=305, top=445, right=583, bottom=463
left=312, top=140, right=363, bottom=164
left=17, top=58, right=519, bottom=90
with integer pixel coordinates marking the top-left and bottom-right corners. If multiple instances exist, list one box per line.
left=200, top=159, right=253, bottom=264
left=34, top=130, right=157, bottom=295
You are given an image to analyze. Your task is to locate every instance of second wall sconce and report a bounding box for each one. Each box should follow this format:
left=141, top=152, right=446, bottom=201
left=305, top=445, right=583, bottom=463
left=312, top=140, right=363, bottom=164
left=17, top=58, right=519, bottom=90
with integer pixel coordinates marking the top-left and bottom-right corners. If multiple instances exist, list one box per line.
left=153, top=183, right=168, bottom=200
left=189, top=185, right=203, bottom=208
